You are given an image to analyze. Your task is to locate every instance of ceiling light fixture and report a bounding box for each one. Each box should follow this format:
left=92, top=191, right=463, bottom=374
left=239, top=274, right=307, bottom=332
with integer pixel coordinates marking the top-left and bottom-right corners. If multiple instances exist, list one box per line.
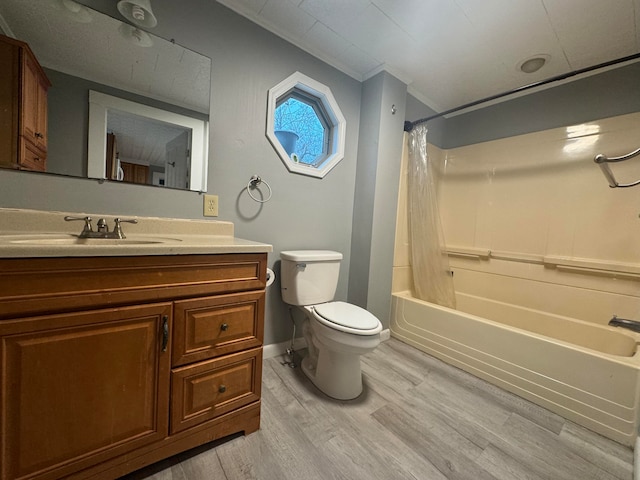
left=117, top=0, right=157, bottom=28
left=58, top=0, right=92, bottom=23
left=518, top=54, right=550, bottom=74
left=118, top=23, right=154, bottom=47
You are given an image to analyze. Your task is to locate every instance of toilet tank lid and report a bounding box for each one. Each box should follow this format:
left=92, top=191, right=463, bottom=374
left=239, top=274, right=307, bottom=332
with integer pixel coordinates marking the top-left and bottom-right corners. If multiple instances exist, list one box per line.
left=280, top=250, right=343, bottom=261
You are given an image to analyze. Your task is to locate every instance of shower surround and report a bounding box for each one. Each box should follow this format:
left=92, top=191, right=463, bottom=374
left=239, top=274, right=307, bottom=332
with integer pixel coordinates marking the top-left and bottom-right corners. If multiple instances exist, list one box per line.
left=392, top=112, right=640, bottom=445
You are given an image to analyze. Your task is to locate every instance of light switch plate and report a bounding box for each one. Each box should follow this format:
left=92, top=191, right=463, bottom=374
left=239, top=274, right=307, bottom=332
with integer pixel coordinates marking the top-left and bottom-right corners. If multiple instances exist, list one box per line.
left=203, top=194, right=218, bottom=217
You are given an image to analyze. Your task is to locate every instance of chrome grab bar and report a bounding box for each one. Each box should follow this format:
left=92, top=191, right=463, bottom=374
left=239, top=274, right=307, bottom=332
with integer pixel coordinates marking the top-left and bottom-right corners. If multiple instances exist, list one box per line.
left=594, top=148, right=640, bottom=188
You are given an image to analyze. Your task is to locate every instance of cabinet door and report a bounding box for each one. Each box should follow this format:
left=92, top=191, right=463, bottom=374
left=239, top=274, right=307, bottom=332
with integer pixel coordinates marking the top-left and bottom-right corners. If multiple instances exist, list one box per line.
left=0, top=303, right=172, bottom=480
left=121, top=162, right=149, bottom=184
left=19, top=136, right=46, bottom=171
left=134, top=164, right=149, bottom=184
left=0, top=39, right=20, bottom=168
left=121, top=161, right=134, bottom=182
left=21, top=50, right=47, bottom=152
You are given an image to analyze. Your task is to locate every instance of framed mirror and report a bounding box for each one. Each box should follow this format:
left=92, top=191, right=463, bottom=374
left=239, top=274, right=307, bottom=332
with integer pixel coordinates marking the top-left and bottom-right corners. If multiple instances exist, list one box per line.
left=0, top=0, right=211, bottom=191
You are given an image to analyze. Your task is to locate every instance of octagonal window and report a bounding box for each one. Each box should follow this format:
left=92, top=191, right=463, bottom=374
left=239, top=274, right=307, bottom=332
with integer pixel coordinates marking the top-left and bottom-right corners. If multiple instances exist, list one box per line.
left=267, top=72, right=346, bottom=178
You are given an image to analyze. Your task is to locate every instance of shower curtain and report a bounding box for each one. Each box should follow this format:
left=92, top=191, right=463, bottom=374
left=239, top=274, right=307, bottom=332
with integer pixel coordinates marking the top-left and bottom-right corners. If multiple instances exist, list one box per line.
left=407, top=125, right=456, bottom=309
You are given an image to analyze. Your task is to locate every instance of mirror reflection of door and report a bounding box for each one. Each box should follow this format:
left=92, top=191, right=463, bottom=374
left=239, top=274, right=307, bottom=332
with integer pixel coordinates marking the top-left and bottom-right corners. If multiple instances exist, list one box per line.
left=105, top=110, right=192, bottom=188
left=106, top=133, right=118, bottom=180
left=165, top=131, right=190, bottom=189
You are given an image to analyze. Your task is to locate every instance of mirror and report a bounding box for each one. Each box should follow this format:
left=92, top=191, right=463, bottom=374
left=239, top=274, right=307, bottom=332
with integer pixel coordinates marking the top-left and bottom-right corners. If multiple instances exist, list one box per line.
left=0, top=0, right=211, bottom=191
left=88, top=91, right=207, bottom=190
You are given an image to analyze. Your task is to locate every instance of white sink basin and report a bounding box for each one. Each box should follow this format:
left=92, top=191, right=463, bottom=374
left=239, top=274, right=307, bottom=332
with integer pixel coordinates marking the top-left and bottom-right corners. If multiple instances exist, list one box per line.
left=4, top=234, right=182, bottom=245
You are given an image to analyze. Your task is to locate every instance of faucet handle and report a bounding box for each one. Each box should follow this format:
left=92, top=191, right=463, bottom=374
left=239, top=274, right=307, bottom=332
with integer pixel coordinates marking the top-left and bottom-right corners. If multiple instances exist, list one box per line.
left=64, top=216, right=93, bottom=234
left=113, top=218, right=138, bottom=239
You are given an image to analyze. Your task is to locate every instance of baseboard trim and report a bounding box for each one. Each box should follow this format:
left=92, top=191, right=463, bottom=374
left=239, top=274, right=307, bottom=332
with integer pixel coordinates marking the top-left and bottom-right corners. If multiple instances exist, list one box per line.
left=263, top=337, right=307, bottom=359
left=263, top=329, right=391, bottom=359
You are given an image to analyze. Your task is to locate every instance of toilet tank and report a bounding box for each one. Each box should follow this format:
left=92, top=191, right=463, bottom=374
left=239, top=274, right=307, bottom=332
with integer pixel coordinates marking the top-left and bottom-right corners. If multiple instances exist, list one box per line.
left=280, top=250, right=343, bottom=306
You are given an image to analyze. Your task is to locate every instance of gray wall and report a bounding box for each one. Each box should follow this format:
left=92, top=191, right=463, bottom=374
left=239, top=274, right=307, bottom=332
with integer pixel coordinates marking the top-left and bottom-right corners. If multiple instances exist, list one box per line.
left=0, top=0, right=364, bottom=347
left=349, top=74, right=383, bottom=309
left=406, top=62, right=640, bottom=149
left=349, top=72, right=407, bottom=327
left=363, top=72, right=406, bottom=326
left=45, top=69, right=88, bottom=177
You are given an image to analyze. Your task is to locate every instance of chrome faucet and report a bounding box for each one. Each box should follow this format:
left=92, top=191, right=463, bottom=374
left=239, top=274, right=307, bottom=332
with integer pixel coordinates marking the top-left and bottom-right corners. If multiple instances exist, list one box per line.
left=65, top=216, right=138, bottom=239
left=608, top=315, right=640, bottom=333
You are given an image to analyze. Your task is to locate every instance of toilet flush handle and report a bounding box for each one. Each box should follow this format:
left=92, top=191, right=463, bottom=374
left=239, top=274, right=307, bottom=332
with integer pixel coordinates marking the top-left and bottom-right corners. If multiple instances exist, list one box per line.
left=296, top=263, right=306, bottom=269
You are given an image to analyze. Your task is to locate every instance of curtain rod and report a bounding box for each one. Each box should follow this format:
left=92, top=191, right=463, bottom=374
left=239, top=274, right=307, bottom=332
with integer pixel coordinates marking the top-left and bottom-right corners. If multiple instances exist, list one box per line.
left=403, top=52, right=640, bottom=132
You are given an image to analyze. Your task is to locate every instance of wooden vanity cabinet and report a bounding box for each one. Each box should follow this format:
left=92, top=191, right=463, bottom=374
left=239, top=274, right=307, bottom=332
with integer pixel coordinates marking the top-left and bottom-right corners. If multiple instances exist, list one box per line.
left=0, top=34, right=50, bottom=172
left=0, top=253, right=266, bottom=480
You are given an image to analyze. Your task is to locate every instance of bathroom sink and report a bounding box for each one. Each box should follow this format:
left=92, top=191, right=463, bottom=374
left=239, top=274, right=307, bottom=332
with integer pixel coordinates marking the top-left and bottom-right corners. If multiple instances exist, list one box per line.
left=5, top=234, right=182, bottom=245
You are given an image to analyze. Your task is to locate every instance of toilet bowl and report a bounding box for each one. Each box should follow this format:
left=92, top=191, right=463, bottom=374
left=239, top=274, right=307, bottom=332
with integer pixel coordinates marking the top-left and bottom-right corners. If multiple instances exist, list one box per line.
left=301, top=302, right=381, bottom=400
left=280, top=250, right=383, bottom=400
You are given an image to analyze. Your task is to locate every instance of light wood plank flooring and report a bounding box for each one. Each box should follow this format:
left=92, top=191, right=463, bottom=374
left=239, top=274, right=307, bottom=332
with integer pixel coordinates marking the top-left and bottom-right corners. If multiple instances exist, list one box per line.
left=122, top=338, right=633, bottom=480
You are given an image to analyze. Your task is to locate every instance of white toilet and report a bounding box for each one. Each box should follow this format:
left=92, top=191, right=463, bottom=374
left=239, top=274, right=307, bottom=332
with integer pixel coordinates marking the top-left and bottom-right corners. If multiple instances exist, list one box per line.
left=280, top=250, right=382, bottom=400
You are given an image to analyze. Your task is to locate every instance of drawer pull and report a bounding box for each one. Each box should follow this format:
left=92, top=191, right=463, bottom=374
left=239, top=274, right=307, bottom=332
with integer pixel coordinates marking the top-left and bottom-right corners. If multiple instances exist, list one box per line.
left=35, top=132, right=44, bottom=139
left=220, top=323, right=229, bottom=331
left=161, top=315, right=169, bottom=352
left=218, top=385, right=226, bottom=393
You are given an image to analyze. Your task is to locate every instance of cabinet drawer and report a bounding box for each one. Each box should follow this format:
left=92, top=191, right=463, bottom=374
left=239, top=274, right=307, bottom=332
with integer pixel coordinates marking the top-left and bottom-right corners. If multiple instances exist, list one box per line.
left=170, top=348, right=262, bottom=434
left=172, top=291, right=264, bottom=366
left=19, top=137, right=46, bottom=171
left=0, top=254, right=267, bottom=320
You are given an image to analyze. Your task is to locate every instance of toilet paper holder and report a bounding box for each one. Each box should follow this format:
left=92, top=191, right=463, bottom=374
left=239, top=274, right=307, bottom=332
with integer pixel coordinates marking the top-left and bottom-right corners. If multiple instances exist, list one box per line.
left=266, top=267, right=275, bottom=287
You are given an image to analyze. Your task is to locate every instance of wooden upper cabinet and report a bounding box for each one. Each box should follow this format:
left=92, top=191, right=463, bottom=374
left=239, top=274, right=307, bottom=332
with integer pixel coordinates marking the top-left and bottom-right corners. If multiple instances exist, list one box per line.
left=0, top=34, right=50, bottom=172
left=121, top=161, right=149, bottom=184
left=21, top=50, right=49, bottom=152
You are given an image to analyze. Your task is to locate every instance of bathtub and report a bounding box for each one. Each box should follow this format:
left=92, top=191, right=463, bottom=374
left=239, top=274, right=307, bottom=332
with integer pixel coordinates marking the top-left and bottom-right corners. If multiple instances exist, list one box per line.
left=390, top=290, right=640, bottom=446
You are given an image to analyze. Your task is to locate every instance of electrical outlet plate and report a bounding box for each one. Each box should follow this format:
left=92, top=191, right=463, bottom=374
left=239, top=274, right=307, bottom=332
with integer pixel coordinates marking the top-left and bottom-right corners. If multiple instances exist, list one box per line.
left=203, top=194, right=218, bottom=217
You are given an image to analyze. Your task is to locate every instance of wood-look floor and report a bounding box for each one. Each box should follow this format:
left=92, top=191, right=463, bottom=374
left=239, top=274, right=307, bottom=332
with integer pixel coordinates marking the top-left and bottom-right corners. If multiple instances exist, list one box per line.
left=122, top=338, right=634, bottom=480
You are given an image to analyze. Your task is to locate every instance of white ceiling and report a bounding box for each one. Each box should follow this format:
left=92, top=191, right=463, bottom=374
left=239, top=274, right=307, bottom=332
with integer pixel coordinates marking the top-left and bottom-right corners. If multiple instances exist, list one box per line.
left=108, top=111, right=188, bottom=167
left=217, top=0, right=640, bottom=113
left=0, top=0, right=211, bottom=114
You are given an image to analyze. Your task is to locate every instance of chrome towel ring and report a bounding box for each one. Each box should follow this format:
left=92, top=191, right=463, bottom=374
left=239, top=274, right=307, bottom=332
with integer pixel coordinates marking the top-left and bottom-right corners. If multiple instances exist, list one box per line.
left=247, top=175, right=272, bottom=203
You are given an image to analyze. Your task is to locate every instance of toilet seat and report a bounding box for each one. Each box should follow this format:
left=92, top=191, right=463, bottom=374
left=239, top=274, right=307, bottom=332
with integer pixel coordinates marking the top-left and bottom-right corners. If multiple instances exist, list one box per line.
left=311, top=301, right=382, bottom=336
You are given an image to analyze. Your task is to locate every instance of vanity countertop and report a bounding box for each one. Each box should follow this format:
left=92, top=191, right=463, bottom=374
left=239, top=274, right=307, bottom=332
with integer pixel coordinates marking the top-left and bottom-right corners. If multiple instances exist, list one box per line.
left=0, top=208, right=272, bottom=257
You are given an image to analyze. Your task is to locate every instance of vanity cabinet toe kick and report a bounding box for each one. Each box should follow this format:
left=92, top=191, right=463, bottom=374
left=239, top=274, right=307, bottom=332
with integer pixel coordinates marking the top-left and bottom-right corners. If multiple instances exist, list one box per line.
left=0, top=253, right=267, bottom=480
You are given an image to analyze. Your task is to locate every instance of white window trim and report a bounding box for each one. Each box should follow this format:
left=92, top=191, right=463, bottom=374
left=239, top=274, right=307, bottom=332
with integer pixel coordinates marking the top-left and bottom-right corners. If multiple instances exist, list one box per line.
left=266, top=72, right=346, bottom=178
